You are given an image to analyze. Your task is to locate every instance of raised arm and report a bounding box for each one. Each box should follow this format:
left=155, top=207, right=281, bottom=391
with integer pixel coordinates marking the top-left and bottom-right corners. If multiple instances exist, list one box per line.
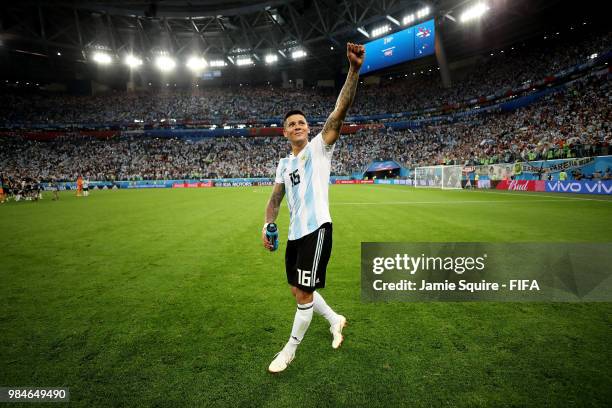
left=262, top=182, right=285, bottom=250
left=321, top=43, right=365, bottom=145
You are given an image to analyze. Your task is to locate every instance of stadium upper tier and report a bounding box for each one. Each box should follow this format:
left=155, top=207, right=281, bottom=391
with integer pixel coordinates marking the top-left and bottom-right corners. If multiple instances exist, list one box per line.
left=1, top=31, right=610, bottom=127
left=1, top=73, right=608, bottom=180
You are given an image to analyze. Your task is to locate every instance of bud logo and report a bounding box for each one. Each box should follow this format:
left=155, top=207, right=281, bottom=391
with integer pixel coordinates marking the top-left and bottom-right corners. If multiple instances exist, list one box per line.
left=496, top=180, right=545, bottom=192
left=508, top=180, right=529, bottom=191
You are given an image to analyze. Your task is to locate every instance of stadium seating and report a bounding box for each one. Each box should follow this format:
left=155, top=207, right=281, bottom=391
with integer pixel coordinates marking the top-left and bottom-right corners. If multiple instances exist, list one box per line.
left=0, top=30, right=610, bottom=181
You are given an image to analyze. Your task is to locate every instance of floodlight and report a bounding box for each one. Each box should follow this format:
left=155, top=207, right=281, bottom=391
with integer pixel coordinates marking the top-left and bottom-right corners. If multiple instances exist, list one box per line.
left=265, top=54, right=278, bottom=64
left=93, top=51, right=112, bottom=65
left=186, top=56, right=207, bottom=71
left=417, top=7, right=430, bottom=19
left=124, top=55, right=142, bottom=68
left=291, top=50, right=307, bottom=59
left=371, top=25, right=390, bottom=37
left=403, top=14, right=415, bottom=25
left=209, top=60, right=226, bottom=67
left=236, top=57, right=253, bottom=66
left=460, top=3, right=489, bottom=23
left=155, top=55, right=176, bottom=72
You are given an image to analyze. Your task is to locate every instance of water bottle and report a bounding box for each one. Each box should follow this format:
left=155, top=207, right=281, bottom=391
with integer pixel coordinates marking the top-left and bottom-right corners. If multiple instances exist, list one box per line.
left=266, top=223, right=279, bottom=251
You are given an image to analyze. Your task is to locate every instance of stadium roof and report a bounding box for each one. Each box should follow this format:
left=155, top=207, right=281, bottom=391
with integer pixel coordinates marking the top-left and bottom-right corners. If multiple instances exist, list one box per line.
left=0, top=0, right=605, bottom=85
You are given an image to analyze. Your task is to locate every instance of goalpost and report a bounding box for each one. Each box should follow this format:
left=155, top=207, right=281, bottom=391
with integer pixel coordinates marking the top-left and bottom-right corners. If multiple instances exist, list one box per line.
left=414, top=165, right=463, bottom=189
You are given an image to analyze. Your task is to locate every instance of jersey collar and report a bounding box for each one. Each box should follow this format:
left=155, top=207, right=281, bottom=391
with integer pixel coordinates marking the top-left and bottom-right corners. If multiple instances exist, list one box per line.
left=289, top=140, right=309, bottom=158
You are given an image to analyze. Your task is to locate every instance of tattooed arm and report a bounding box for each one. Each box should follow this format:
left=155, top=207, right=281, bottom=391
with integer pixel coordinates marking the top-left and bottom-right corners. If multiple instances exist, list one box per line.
left=321, top=42, right=366, bottom=145
left=262, top=182, right=285, bottom=250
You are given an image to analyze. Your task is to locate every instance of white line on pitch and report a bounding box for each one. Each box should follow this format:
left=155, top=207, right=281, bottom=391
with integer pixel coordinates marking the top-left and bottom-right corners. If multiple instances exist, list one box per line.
left=476, top=190, right=612, bottom=202
left=370, top=185, right=612, bottom=203
left=332, top=199, right=577, bottom=205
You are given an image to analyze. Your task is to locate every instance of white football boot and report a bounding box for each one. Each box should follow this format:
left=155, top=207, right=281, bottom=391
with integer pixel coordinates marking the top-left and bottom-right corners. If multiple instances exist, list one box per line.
left=330, top=315, right=347, bottom=349
left=268, top=349, right=295, bottom=373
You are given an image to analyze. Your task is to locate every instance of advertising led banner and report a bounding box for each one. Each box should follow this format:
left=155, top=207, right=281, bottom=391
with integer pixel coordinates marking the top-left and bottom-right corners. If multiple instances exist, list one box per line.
left=361, top=19, right=435, bottom=75
left=126, top=183, right=167, bottom=189
left=373, top=179, right=412, bottom=185
left=172, top=181, right=213, bottom=188
left=545, top=180, right=612, bottom=195
left=495, top=180, right=545, bottom=192
left=334, top=180, right=375, bottom=185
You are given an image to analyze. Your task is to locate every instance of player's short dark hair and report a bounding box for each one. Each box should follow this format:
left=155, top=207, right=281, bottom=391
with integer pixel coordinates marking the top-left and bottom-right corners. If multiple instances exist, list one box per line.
left=284, top=109, right=307, bottom=125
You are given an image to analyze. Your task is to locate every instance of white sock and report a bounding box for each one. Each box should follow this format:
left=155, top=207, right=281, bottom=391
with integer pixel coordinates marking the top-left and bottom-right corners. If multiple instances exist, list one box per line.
left=313, top=291, right=340, bottom=326
left=283, top=301, right=313, bottom=355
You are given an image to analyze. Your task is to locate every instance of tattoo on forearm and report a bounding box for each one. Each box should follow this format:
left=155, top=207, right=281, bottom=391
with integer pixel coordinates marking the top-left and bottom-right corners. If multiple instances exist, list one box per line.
left=323, top=70, right=359, bottom=134
left=266, top=188, right=284, bottom=222
left=336, top=70, right=359, bottom=114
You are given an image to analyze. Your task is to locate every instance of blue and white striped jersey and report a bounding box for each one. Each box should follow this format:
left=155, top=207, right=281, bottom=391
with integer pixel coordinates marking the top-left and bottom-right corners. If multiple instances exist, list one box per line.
left=275, top=133, right=334, bottom=241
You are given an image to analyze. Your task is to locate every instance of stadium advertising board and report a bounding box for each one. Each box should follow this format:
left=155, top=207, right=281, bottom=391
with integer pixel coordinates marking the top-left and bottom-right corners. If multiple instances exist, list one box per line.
left=546, top=180, right=612, bottom=195
left=374, top=179, right=413, bottom=186
left=334, top=180, right=375, bottom=184
left=126, top=183, right=166, bottom=189
left=361, top=19, right=435, bottom=74
left=496, top=180, right=546, bottom=192
left=172, top=181, right=213, bottom=188
left=214, top=181, right=253, bottom=187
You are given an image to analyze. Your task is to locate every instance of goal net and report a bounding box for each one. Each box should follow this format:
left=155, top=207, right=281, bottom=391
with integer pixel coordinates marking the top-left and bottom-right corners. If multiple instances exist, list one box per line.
left=414, top=165, right=463, bottom=189
left=414, top=166, right=442, bottom=188
left=441, top=165, right=463, bottom=189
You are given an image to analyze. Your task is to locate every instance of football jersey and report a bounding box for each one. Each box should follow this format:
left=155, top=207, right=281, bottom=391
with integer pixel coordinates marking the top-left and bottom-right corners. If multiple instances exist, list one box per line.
left=275, top=133, right=334, bottom=241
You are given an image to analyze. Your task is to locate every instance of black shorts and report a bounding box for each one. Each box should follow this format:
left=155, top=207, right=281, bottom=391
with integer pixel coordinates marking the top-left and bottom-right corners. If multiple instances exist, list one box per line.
left=285, top=223, right=332, bottom=293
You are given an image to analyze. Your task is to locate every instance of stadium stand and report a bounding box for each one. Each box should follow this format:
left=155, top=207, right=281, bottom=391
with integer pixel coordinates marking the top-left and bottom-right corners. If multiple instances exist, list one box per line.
left=0, top=29, right=610, bottom=182
left=1, top=31, right=610, bottom=125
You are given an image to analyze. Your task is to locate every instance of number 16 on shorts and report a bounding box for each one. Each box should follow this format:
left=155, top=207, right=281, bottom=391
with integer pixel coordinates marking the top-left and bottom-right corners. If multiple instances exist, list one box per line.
left=297, top=268, right=312, bottom=287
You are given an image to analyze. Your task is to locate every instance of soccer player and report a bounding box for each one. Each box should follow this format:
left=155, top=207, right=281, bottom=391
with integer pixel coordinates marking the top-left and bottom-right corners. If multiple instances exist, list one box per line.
left=76, top=176, right=83, bottom=197
left=0, top=175, right=5, bottom=203
left=83, top=177, right=90, bottom=197
left=262, top=42, right=365, bottom=373
left=52, top=178, right=60, bottom=201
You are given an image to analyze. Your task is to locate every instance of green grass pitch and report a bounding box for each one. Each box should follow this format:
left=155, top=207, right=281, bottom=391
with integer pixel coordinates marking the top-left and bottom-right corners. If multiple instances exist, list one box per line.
left=1, top=185, right=611, bottom=407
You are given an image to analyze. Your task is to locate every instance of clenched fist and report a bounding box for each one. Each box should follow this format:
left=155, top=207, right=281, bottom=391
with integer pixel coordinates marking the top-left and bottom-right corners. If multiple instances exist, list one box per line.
left=347, top=42, right=365, bottom=71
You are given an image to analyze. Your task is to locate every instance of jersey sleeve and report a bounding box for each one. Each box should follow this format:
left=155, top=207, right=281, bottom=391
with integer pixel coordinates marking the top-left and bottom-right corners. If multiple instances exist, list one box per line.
left=310, top=132, right=335, bottom=161
left=274, top=159, right=284, bottom=184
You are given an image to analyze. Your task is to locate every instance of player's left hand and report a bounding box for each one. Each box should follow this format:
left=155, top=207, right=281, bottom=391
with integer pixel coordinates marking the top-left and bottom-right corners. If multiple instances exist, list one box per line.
left=347, top=43, right=365, bottom=71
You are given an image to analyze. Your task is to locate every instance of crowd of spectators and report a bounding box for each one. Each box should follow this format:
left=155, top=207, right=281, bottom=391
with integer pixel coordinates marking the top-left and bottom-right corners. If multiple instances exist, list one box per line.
left=1, top=24, right=610, bottom=181
left=1, top=30, right=609, bottom=125
left=1, top=73, right=608, bottom=181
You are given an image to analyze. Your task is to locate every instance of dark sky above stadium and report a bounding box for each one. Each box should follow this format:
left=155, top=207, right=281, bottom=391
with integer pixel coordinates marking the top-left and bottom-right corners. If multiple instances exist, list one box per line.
left=0, top=0, right=606, bottom=85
